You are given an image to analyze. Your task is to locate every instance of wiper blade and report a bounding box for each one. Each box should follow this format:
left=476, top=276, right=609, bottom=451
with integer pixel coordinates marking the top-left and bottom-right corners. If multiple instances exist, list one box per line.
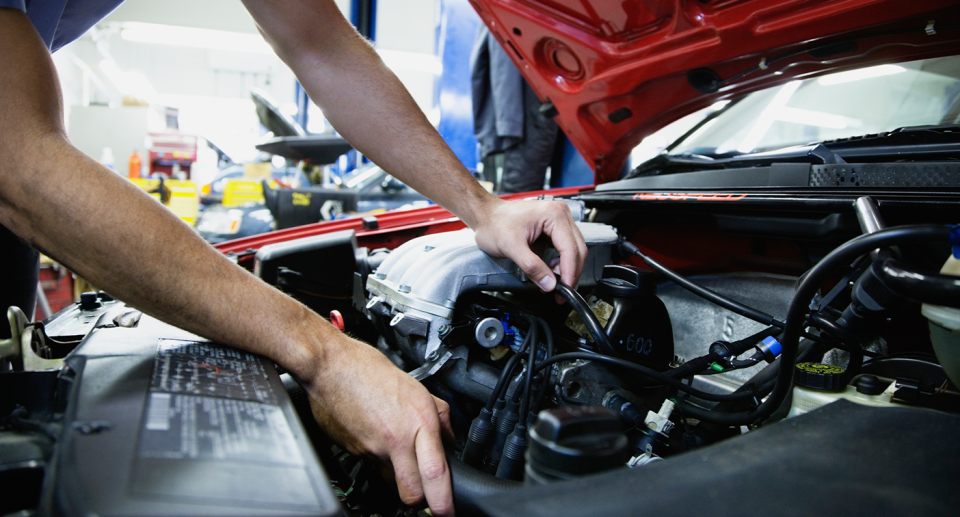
left=821, top=124, right=960, bottom=150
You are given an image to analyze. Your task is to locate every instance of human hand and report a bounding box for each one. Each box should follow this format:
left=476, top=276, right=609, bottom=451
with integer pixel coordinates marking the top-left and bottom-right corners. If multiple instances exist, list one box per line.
left=472, top=198, right=588, bottom=293
left=303, top=335, right=455, bottom=515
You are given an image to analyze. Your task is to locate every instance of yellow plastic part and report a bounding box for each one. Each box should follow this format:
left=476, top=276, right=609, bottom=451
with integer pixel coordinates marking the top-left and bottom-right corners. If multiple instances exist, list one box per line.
left=222, top=178, right=265, bottom=207
left=128, top=177, right=198, bottom=227
left=165, top=179, right=198, bottom=227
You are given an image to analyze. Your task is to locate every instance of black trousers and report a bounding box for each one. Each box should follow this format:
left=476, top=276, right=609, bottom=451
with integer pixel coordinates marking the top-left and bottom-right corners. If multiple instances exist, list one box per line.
left=498, top=82, right=560, bottom=194
left=0, top=224, right=38, bottom=339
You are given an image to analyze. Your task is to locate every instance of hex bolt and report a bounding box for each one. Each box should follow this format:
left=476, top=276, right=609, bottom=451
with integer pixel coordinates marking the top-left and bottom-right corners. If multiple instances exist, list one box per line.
left=398, top=284, right=411, bottom=293
left=375, top=272, right=386, bottom=280
left=438, top=324, right=452, bottom=338
left=426, top=350, right=440, bottom=361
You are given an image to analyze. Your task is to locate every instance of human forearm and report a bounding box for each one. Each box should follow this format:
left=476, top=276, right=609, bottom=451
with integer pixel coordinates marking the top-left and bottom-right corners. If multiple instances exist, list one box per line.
left=241, top=0, right=496, bottom=228
left=0, top=9, right=334, bottom=378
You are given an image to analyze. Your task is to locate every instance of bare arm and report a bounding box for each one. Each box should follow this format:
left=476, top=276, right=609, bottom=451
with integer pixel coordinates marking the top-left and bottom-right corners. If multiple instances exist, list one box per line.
left=240, top=0, right=588, bottom=293
left=0, top=8, right=453, bottom=514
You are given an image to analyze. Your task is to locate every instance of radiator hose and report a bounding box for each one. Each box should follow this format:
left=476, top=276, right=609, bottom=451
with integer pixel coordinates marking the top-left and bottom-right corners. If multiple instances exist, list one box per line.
left=448, top=449, right=520, bottom=516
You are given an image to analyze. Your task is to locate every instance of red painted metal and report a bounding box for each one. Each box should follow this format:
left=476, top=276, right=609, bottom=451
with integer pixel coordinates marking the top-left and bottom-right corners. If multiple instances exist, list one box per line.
left=468, top=0, right=960, bottom=183
left=213, top=186, right=591, bottom=266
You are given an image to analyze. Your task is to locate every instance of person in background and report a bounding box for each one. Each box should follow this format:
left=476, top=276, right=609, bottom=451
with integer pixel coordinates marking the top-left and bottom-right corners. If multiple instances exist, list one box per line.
left=0, top=1, right=589, bottom=515
left=471, top=25, right=560, bottom=194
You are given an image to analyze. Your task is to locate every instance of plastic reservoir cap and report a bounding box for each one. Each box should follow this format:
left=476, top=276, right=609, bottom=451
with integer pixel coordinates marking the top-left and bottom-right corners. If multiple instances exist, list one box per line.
left=795, top=362, right=845, bottom=391
left=329, top=310, right=345, bottom=332
left=528, top=406, right=630, bottom=477
left=595, top=265, right=655, bottom=298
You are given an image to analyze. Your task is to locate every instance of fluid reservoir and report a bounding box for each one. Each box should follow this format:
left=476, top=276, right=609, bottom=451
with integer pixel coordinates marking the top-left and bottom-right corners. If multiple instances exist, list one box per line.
left=921, top=255, right=960, bottom=388
left=788, top=363, right=897, bottom=418
left=596, top=265, right=674, bottom=370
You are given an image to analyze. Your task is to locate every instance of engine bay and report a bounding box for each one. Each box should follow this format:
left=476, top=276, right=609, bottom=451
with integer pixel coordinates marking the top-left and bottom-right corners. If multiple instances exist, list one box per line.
left=3, top=189, right=960, bottom=516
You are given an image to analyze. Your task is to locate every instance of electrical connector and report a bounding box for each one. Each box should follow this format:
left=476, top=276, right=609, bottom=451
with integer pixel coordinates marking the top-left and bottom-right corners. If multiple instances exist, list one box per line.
left=643, top=399, right=676, bottom=436
left=757, top=335, right=783, bottom=363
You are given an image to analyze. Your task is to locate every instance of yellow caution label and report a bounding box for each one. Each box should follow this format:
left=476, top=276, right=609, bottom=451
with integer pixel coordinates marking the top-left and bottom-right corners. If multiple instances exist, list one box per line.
left=796, top=363, right=845, bottom=375
left=292, top=192, right=312, bottom=206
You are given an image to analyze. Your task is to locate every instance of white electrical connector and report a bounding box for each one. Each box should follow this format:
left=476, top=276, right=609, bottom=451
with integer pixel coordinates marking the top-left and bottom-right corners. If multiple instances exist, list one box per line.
left=644, top=399, right=676, bottom=435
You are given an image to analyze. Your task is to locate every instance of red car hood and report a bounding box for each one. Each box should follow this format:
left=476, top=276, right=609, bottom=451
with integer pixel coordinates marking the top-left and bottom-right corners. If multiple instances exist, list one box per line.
left=468, top=0, right=960, bottom=183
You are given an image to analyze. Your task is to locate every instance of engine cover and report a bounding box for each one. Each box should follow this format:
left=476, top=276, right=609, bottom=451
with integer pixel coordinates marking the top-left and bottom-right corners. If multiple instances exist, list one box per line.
left=364, top=222, right=618, bottom=362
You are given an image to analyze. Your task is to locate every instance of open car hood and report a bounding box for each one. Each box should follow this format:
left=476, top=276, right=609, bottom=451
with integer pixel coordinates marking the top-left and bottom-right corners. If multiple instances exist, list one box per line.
left=468, top=0, right=960, bottom=183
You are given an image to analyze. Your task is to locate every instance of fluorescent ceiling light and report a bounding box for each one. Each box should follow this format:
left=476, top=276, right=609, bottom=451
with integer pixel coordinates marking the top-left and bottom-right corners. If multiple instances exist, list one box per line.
left=99, top=58, right=158, bottom=102
left=818, top=64, right=906, bottom=86
left=118, top=22, right=442, bottom=75
left=120, top=22, right=273, bottom=54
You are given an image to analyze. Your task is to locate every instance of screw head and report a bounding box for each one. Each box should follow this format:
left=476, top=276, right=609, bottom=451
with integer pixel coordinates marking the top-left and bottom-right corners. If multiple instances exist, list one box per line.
left=375, top=272, right=386, bottom=280
left=423, top=245, right=435, bottom=252
left=398, top=284, right=411, bottom=293
left=426, top=350, right=439, bottom=361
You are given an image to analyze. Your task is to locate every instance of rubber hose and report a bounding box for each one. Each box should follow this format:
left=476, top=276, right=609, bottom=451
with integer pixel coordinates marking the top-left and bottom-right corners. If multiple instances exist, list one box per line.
left=679, top=224, right=952, bottom=426
left=621, top=240, right=786, bottom=329
left=873, top=256, right=960, bottom=308
left=448, top=449, right=520, bottom=516
left=552, top=275, right=618, bottom=357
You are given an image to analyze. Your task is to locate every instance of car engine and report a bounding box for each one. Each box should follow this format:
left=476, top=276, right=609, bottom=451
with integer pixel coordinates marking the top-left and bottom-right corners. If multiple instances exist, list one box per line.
left=3, top=193, right=959, bottom=516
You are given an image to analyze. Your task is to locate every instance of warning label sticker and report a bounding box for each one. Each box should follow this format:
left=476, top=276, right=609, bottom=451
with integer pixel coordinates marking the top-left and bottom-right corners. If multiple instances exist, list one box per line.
left=150, top=339, right=276, bottom=404
left=140, top=392, right=302, bottom=465
left=140, top=340, right=299, bottom=465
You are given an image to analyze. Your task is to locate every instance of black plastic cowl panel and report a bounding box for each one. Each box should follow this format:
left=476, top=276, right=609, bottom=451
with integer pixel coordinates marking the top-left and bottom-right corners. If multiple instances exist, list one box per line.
left=476, top=400, right=960, bottom=517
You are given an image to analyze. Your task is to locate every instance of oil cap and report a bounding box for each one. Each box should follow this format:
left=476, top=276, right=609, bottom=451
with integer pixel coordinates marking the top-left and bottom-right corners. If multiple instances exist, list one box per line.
left=795, top=362, right=845, bottom=391
left=526, top=406, right=629, bottom=484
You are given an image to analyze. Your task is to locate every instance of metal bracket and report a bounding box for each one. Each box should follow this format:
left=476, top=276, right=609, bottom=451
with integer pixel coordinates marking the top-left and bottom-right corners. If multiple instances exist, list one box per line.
left=408, top=349, right=452, bottom=381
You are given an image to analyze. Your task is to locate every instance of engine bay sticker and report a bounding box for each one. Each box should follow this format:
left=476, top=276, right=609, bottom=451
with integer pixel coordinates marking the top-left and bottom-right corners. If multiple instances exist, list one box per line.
left=150, top=339, right=276, bottom=404
left=139, top=392, right=303, bottom=466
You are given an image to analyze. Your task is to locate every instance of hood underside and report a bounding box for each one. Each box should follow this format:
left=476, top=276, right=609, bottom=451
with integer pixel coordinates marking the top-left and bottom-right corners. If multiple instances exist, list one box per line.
left=468, top=0, right=960, bottom=183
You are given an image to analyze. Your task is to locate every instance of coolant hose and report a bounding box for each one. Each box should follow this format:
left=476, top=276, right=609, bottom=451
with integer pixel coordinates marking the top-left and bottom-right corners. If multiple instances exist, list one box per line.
left=678, top=224, right=954, bottom=426
left=553, top=275, right=618, bottom=357
left=873, top=256, right=960, bottom=308
left=620, top=240, right=786, bottom=329
left=448, top=449, right=520, bottom=516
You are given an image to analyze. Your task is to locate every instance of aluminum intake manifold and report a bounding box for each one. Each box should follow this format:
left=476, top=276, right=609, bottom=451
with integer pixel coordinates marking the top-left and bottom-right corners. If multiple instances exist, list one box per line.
left=364, top=222, right=618, bottom=370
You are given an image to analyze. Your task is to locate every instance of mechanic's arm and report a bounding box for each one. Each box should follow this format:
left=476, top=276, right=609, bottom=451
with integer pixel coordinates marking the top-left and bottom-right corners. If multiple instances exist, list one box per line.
left=240, top=0, right=588, bottom=292
left=0, top=8, right=452, bottom=515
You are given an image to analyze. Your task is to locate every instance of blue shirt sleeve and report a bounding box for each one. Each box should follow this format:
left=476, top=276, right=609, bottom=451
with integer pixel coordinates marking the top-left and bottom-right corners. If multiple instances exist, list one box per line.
left=0, top=1, right=27, bottom=11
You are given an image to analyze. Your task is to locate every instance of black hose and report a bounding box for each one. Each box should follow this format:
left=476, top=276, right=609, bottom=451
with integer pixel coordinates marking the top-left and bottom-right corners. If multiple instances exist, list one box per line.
left=511, top=317, right=538, bottom=405
left=486, top=352, right=524, bottom=412
left=532, top=352, right=759, bottom=402
left=677, top=224, right=953, bottom=426
left=518, top=317, right=553, bottom=422
left=873, top=256, right=960, bottom=308
left=552, top=276, right=618, bottom=357
left=448, top=450, right=520, bottom=516
left=530, top=318, right=555, bottom=417
left=620, top=240, right=786, bottom=329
